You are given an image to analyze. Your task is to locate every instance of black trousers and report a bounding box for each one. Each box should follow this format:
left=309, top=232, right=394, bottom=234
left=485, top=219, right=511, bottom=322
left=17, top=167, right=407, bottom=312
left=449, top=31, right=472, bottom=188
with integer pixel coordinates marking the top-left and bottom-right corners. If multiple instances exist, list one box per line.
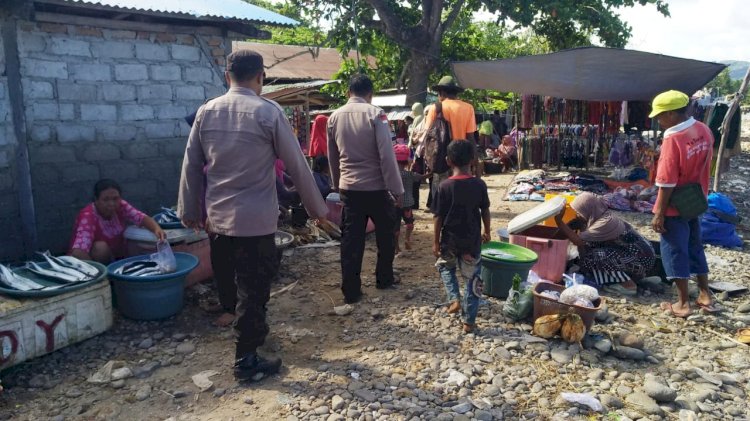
left=209, top=234, right=237, bottom=313
left=339, top=190, right=397, bottom=300
left=209, top=233, right=278, bottom=358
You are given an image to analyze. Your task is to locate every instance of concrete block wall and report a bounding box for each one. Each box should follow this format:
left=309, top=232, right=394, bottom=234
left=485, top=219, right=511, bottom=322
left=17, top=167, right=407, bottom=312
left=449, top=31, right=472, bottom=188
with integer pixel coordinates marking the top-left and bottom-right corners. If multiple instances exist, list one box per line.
left=0, top=22, right=26, bottom=260
left=0, top=19, right=230, bottom=259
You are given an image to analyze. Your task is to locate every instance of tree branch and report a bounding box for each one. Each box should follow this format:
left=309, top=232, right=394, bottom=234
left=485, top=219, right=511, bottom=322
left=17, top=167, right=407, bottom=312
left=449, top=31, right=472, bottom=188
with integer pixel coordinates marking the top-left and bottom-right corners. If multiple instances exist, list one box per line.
left=265, top=48, right=320, bottom=70
left=427, top=0, right=442, bottom=32
left=438, top=0, right=465, bottom=40
left=367, top=0, right=410, bottom=45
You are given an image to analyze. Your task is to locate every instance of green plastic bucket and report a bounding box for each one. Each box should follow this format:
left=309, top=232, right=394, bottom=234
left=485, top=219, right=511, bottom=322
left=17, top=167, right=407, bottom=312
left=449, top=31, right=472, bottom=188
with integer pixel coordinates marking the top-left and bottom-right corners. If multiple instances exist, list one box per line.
left=480, top=241, right=538, bottom=299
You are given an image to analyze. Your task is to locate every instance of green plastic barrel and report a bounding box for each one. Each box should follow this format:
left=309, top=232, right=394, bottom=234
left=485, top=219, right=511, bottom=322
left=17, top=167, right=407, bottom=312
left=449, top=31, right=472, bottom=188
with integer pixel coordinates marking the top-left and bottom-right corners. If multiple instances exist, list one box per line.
left=481, top=241, right=538, bottom=299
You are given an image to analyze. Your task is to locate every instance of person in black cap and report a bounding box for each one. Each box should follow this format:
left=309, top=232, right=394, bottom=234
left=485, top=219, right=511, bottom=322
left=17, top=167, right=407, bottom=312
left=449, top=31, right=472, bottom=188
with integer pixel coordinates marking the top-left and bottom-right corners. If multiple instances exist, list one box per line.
left=178, top=49, right=330, bottom=382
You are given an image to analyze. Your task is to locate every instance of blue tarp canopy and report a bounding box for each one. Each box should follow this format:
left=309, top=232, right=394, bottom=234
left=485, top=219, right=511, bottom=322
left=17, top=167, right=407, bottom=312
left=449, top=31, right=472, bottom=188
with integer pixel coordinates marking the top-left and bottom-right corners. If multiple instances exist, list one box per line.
left=452, top=47, right=726, bottom=101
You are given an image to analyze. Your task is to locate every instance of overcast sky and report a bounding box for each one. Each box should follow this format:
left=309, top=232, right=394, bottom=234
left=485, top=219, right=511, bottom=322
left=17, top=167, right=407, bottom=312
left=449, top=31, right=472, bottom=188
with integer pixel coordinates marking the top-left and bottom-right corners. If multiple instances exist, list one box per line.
left=617, top=0, right=749, bottom=63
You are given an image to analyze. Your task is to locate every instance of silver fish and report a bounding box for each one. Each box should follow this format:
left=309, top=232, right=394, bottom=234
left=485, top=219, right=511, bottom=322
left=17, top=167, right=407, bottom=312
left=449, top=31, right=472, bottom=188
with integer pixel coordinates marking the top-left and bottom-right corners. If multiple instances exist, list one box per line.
left=56, top=255, right=100, bottom=278
left=128, top=267, right=163, bottom=277
left=117, top=261, right=157, bottom=275
left=0, top=264, right=45, bottom=291
left=26, top=262, right=82, bottom=283
left=37, top=253, right=89, bottom=281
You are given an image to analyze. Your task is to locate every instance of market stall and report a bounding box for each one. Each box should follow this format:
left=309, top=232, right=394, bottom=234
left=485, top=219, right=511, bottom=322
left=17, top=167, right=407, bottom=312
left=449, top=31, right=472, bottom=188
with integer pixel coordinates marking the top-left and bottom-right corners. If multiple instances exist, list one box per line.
left=453, top=46, right=726, bottom=173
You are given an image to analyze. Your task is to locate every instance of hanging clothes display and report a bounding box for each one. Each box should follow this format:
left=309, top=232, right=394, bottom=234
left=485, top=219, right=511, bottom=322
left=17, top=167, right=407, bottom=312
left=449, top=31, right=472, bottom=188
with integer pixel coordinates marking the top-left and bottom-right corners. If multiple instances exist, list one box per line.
left=706, top=103, right=740, bottom=150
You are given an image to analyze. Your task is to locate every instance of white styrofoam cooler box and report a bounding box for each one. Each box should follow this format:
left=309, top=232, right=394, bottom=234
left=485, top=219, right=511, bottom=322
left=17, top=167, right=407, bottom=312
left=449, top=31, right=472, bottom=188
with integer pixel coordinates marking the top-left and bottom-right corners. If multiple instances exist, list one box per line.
left=0, top=280, right=113, bottom=370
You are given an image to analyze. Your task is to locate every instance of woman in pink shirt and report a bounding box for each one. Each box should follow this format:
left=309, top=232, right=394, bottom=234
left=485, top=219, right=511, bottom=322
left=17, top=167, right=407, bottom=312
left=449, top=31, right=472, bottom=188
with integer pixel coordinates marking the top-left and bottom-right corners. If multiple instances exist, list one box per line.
left=69, top=179, right=165, bottom=263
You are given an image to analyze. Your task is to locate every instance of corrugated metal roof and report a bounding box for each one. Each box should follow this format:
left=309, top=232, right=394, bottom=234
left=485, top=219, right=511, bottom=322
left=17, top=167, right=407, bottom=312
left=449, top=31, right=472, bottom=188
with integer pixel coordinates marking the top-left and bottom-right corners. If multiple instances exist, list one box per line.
left=262, top=80, right=338, bottom=106
left=56, top=0, right=298, bottom=26
left=372, top=94, right=407, bottom=108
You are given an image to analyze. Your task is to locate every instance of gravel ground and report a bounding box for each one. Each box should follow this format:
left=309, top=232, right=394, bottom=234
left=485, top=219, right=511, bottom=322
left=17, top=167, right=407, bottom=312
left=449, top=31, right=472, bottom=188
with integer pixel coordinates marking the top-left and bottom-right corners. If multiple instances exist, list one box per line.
left=1, top=117, right=749, bottom=421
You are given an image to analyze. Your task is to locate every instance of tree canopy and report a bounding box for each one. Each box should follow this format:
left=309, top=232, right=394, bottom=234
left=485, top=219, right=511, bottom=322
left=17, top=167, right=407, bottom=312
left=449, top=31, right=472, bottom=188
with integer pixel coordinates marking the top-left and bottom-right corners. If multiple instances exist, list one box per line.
left=289, top=0, right=670, bottom=104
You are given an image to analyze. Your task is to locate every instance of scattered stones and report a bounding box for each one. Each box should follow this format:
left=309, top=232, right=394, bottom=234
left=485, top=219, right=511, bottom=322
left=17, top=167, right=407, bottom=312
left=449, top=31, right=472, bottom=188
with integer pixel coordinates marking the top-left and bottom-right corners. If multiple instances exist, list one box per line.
left=28, top=374, right=49, bottom=389
left=451, top=402, right=473, bottom=414
left=110, top=380, right=125, bottom=389
left=737, top=302, right=750, bottom=313
left=212, top=388, right=226, bottom=398
left=594, top=339, right=612, bottom=354
left=111, top=367, right=133, bottom=380
left=65, top=388, right=83, bottom=398
left=353, top=389, right=376, bottom=402
left=614, top=346, right=646, bottom=360
left=599, top=394, right=624, bottom=409
left=625, top=392, right=664, bottom=415
left=644, top=378, right=677, bottom=402
left=550, top=346, right=575, bottom=364
left=138, top=338, right=154, bottom=349
left=494, top=347, right=511, bottom=360
left=617, top=332, right=645, bottom=350
left=135, top=384, right=152, bottom=401
left=331, top=395, right=345, bottom=411
left=476, top=352, right=493, bottom=363
left=172, top=390, right=187, bottom=399
left=175, top=342, right=196, bottom=354
left=243, top=396, right=254, bottom=404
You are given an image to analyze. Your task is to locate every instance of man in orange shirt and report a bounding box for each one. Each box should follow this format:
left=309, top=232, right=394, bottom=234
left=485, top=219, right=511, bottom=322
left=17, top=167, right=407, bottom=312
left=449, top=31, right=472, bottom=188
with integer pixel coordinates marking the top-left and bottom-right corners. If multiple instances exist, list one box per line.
left=423, top=76, right=477, bottom=210
left=423, top=76, right=477, bottom=141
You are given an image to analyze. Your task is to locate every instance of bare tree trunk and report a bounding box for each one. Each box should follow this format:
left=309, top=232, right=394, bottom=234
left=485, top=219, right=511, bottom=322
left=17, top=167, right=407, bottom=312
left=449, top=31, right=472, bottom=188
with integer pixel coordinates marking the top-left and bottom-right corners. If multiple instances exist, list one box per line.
left=405, top=52, right=439, bottom=106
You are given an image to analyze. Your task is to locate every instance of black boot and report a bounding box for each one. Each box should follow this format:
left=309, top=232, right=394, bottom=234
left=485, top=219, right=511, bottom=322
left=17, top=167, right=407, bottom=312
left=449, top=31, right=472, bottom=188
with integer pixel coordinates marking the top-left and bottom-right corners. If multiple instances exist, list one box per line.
left=233, top=353, right=282, bottom=382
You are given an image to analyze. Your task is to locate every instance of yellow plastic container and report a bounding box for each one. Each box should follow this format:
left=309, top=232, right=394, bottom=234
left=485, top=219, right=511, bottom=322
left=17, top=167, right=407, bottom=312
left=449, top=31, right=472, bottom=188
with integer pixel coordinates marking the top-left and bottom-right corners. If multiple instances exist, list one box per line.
left=540, top=193, right=578, bottom=227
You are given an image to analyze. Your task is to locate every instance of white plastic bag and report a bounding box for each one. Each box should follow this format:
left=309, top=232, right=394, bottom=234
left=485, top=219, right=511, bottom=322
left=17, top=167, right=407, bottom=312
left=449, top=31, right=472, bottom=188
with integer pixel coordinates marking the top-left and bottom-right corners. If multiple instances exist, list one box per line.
left=559, top=284, right=599, bottom=305
left=150, top=240, right=177, bottom=273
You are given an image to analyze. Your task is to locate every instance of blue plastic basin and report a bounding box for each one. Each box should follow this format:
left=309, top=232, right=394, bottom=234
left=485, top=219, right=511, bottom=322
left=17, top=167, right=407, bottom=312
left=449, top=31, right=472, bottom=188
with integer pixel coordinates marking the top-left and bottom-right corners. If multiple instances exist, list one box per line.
left=107, top=252, right=198, bottom=320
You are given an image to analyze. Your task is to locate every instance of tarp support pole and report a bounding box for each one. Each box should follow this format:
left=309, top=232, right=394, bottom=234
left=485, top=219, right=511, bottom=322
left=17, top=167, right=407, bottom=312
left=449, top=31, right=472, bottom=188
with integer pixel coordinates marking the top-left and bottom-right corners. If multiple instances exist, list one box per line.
left=713, top=67, right=750, bottom=192
left=2, top=16, right=38, bottom=257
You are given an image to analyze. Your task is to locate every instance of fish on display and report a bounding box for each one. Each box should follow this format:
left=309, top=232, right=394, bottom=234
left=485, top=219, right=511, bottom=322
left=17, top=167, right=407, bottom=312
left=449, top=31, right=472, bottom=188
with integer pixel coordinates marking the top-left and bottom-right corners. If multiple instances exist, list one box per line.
left=55, top=255, right=100, bottom=278
left=26, top=262, right=83, bottom=283
left=114, top=260, right=163, bottom=277
left=0, top=264, right=48, bottom=291
left=37, top=252, right=89, bottom=281
left=156, top=207, right=181, bottom=224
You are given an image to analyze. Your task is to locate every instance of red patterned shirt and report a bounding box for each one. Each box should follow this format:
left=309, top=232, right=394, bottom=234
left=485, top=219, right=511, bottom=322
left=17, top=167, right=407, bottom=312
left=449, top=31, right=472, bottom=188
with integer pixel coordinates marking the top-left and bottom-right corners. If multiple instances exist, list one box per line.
left=69, top=200, right=146, bottom=257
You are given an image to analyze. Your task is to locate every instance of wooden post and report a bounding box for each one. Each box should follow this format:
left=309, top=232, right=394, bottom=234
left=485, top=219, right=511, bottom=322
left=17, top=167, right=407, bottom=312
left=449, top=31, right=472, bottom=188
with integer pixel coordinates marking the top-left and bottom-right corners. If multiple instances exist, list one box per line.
left=713, top=67, right=750, bottom=192
left=2, top=17, right=38, bottom=257
left=305, top=91, right=311, bottom=151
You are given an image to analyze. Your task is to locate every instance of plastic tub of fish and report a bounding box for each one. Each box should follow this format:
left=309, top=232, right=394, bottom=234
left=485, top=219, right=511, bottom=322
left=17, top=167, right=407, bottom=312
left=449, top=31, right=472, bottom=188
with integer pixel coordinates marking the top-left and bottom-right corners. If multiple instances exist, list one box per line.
left=107, top=252, right=199, bottom=320
left=153, top=207, right=183, bottom=229
left=0, top=254, right=107, bottom=298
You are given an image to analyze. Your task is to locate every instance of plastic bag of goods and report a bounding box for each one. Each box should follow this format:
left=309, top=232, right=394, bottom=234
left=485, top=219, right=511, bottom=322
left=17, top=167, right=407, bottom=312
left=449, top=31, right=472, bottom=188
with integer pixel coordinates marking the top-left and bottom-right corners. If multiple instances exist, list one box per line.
left=559, top=284, right=599, bottom=306
left=150, top=240, right=177, bottom=273
left=503, top=274, right=533, bottom=321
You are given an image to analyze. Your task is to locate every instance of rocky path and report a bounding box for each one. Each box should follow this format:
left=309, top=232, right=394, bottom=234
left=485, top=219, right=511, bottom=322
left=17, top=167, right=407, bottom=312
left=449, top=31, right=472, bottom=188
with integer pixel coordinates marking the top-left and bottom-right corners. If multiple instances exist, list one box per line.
left=2, top=132, right=750, bottom=421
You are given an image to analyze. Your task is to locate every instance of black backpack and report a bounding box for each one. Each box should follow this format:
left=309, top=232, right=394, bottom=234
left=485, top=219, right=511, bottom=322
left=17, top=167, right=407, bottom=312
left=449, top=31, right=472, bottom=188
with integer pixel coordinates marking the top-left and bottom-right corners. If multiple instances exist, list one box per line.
left=423, top=102, right=452, bottom=174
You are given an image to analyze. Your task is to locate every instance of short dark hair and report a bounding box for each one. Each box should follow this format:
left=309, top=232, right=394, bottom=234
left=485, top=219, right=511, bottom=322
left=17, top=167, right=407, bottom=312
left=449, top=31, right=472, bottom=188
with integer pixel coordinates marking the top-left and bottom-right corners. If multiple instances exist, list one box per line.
left=437, top=87, right=460, bottom=98
left=94, top=179, right=121, bottom=199
left=672, top=106, right=688, bottom=115
left=312, top=155, right=329, bottom=173
left=227, top=50, right=264, bottom=82
left=405, top=116, right=414, bottom=123
left=348, top=74, right=373, bottom=97
left=447, top=140, right=475, bottom=168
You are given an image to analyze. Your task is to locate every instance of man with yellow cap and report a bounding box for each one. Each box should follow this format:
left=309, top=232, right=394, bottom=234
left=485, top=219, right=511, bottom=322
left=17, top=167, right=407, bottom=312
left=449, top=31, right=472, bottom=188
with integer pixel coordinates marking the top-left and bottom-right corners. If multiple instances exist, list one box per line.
left=649, top=90, right=717, bottom=318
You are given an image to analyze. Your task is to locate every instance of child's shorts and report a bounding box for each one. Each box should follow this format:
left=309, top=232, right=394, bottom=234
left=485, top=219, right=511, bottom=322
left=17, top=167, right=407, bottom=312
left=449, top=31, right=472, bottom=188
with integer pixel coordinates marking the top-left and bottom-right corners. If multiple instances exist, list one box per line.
left=660, top=217, right=709, bottom=279
left=395, top=208, right=414, bottom=231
